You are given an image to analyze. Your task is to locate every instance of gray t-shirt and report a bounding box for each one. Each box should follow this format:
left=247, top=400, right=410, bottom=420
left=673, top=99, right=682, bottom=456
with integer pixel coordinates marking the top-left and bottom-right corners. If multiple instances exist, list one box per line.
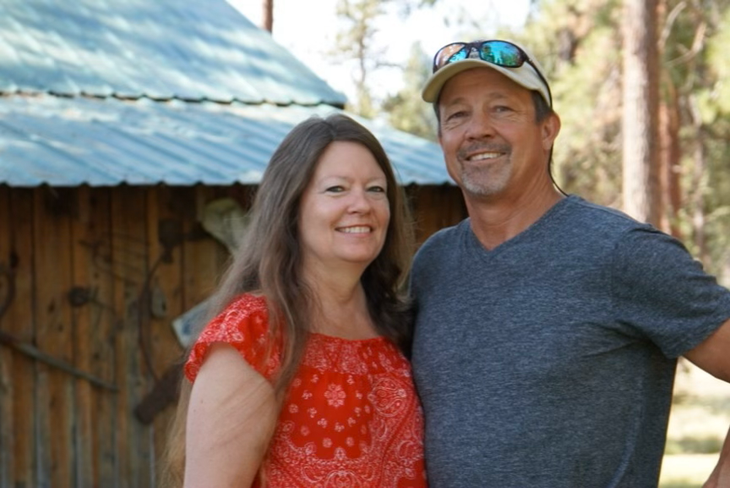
left=411, top=195, right=730, bottom=488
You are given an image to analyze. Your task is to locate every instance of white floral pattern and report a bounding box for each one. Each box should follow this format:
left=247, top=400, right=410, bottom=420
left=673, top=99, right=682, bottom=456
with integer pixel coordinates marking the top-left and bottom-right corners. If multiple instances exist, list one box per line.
left=324, top=384, right=346, bottom=407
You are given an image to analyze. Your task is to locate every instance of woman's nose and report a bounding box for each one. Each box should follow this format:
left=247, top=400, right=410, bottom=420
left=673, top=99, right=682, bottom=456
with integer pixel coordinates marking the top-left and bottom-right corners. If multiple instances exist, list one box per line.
left=347, top=188, right=372, bottom=213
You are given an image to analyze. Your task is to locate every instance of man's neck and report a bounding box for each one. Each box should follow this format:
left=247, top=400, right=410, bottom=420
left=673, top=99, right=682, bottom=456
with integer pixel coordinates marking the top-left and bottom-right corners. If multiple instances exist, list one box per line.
left=465, top=187, right=565, bottom=250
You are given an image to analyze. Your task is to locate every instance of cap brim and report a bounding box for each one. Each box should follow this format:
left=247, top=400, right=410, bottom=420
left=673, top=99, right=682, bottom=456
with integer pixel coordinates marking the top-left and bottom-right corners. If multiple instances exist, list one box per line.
left=421, top=59, right=550, bottom=106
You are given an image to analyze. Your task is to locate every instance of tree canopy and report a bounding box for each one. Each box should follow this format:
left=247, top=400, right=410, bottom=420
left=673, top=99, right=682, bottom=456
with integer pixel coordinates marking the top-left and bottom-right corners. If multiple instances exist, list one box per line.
left=326, top=0, right=730, bottom=285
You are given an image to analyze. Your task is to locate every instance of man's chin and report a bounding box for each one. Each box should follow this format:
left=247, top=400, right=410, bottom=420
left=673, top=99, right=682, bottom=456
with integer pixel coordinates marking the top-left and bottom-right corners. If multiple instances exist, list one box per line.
left=461, top=180, right=506, bottom=198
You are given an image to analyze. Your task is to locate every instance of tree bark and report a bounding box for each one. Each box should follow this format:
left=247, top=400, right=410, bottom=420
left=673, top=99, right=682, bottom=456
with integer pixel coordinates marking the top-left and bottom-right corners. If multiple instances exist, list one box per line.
left=622, top=0, right=661, bottom=226
left=261, top=0, right=273, bottom=33
left=658, top=80, right=682, bottom=239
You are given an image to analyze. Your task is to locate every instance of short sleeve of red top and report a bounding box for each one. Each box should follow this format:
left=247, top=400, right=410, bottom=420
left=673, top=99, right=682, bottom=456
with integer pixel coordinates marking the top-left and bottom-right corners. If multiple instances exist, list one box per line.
left=185, top=293, right=427, bottom=488
left=185, top=294, right=280, bottom=382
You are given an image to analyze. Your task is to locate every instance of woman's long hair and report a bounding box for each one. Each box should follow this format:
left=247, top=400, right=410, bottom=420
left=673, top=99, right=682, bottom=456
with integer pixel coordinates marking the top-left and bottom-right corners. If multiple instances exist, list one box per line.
left=160, top=113, right=415, bottom=487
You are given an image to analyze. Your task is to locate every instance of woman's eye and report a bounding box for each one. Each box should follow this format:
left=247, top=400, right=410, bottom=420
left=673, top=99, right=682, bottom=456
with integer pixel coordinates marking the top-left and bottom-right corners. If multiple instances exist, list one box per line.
left=325, top=185, right=345, bottom=193
left=368, top=185, right=386, bottom=193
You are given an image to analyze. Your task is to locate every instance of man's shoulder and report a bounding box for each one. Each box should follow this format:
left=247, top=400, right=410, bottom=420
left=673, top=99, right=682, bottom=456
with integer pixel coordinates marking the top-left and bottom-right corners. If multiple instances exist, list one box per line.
left=562, top=195, right=650, bottom=234
left=423, top=218, right=468, bottom=243
left=416, top=219, right=467, bottom=253
left=565, top=195, right=632, bottom=221
left=560, top=196, right=691, bottom=265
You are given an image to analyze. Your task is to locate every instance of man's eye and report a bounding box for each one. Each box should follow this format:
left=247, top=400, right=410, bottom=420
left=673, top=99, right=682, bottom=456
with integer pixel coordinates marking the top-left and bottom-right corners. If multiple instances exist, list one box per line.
left=445, top=111, right=466, bottom=121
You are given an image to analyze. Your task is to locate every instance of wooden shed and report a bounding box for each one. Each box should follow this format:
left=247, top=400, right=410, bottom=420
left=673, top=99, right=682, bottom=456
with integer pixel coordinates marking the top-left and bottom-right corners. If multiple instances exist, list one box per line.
left=0, top=1, right=466, bottom=487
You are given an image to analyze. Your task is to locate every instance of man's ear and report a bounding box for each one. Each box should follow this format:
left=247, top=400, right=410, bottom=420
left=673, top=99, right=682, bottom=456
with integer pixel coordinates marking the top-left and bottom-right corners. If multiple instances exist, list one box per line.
left=542, top=112, right=561, bottom=151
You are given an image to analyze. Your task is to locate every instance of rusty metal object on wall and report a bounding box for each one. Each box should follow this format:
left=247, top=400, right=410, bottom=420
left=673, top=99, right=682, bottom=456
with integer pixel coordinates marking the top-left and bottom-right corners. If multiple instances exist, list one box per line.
left=0, top=263, right=14, bottom=321
left=134, top=362, right=182, bottom=424
left=150, top=282, right=168, bottom=319
left=201, top=197, right=250, bottom=253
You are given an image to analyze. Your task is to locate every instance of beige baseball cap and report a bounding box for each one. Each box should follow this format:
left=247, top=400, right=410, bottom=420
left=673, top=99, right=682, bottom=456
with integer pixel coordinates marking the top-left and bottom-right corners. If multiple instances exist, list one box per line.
left=421, top=40, right=552, bottom=107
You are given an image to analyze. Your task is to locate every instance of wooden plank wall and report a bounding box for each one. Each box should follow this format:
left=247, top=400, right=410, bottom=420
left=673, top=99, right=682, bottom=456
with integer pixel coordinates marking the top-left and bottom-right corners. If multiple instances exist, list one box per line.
left=0, top=182, right=465, bottom=488
left=407, top=183, right=468, bottom=247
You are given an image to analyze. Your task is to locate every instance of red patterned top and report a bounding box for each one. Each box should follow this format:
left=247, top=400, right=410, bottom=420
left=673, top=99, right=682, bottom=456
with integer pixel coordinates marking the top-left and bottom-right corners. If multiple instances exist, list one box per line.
left=185, top=294, right=427, bottom=487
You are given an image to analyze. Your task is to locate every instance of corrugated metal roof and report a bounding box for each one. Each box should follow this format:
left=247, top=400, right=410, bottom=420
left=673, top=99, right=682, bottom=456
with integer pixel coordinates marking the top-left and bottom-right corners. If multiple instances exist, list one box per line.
left=0, top=94, right=453, bottom=187
left=0, top=0, right=453, bottom=189
left=0, top=0, right=347, bottom=106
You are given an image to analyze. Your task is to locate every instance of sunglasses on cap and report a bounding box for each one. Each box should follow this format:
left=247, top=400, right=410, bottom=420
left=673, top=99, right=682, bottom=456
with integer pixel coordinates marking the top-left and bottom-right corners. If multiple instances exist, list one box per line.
left=432, top=40, right=552, bottom=107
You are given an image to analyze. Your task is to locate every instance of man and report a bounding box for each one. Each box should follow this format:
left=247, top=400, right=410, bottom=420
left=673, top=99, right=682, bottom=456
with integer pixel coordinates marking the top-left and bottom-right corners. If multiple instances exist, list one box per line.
left=410, top=39, right=730, bottom=487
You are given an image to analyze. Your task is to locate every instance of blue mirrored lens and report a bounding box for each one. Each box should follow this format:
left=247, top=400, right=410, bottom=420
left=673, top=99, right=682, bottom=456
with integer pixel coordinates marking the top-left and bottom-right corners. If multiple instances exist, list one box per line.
left=448, top=49, right=468, bottom=63
left=479, top=41, right=523, bottom=67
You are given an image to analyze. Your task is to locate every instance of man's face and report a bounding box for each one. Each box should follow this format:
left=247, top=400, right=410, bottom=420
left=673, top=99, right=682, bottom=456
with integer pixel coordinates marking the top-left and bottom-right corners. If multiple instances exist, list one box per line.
left=437, top=67, right=558, bottom=201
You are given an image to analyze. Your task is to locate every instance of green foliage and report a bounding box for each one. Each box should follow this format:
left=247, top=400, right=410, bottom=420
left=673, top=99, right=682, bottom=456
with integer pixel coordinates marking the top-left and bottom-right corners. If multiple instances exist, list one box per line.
left=332, top=0, right=443, bottom=117
left=670, top=1, right=730, bottom=280
left=380, top=43, right=438, bottom=141
left=327, top=0, right=730, bottom=281
left=333, top=0, right=390, bottom=117
left=664, top=436, right=723, bottom=455
left=518, top=0, right=730, bottom=280
left=514, top=0, right=624, bottom=207
left=707, top=9, right=730, bottom=114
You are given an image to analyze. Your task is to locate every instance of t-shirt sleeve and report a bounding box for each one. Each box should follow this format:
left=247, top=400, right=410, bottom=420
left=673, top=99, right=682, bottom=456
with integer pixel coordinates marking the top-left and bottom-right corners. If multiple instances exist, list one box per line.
left=611, top=227, right=730, bottom=358
left=184, top=294, right=281, bottom=382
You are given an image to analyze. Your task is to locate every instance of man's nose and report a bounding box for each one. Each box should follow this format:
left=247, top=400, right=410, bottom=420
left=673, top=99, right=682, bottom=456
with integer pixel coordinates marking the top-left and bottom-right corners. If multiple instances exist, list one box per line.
left=465, top=112, right=495, bottom=140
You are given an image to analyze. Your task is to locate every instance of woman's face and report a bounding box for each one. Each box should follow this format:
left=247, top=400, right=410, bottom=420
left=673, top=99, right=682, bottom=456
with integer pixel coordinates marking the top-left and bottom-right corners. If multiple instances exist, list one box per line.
left=298, top=141, right=390, bottom=278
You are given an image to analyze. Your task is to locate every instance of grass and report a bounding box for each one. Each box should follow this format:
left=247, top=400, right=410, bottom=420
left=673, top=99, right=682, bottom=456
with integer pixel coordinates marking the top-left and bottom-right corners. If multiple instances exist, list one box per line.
left=659, top=454, right=718, bottom=488
left=658, top=359, right=730, bottom=488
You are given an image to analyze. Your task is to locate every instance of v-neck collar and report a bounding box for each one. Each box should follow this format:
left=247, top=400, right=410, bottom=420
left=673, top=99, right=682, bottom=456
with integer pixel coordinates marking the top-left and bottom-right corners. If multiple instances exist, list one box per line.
left=464, top=195, right=577, bottom=258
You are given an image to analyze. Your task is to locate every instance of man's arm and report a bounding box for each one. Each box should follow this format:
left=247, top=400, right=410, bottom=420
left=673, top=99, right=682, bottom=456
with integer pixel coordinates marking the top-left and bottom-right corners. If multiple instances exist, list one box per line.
left=684, top=317, right=730, bottom=381
left=684, top=318, right=730, bottom=488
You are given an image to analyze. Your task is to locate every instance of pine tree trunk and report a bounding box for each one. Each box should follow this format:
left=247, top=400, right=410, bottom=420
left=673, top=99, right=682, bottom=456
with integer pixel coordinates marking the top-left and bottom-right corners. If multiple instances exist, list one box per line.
left=622, top=0, right=661, bottom=226
left=658, top=81, right=682, bottom=239
left=261, top=0, right=273, bottom=33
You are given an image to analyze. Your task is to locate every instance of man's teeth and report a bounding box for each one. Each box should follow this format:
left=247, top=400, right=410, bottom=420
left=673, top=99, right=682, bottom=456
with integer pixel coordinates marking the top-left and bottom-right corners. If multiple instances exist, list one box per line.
left=469, top=152, right=500, bottom=161
left=340, top=226, right=371, bottom=233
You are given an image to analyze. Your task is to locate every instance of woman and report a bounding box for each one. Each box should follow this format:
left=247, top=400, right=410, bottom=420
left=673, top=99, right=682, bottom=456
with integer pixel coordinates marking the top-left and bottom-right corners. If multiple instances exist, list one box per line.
left=162, top=113, right=426, bottom=487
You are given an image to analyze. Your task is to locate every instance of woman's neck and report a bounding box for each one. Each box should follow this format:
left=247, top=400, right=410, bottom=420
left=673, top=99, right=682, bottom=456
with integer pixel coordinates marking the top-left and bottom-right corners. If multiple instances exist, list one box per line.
left=307, top=281, right=379, bottom=340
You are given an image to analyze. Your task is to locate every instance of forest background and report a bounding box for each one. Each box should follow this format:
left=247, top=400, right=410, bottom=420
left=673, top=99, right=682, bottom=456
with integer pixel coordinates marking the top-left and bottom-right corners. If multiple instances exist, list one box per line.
left=239, top=0, right=730, bottom=486
left=239, top=0, right=730, bottom=288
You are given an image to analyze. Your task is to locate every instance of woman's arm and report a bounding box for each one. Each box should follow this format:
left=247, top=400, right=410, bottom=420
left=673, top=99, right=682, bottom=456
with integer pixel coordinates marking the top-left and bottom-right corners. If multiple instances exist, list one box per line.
left=184, top=343, right=278, bottom=488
